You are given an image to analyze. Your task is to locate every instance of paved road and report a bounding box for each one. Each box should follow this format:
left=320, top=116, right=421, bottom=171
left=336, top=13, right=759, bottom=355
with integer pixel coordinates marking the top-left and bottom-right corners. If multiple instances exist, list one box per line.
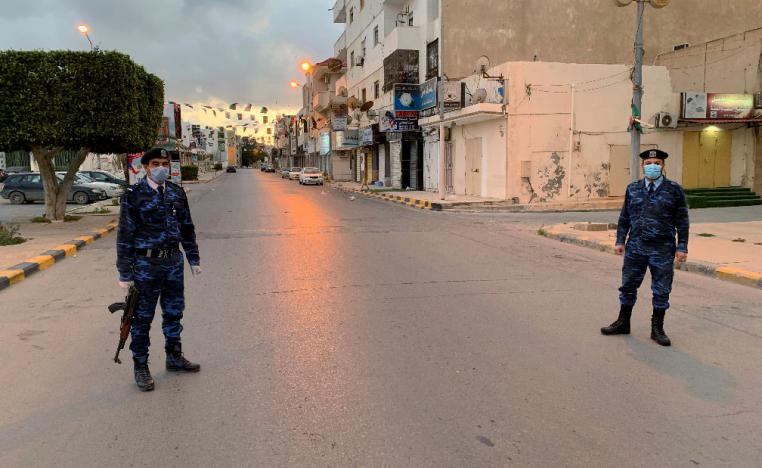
left=1, top=170, right=761, bottom=467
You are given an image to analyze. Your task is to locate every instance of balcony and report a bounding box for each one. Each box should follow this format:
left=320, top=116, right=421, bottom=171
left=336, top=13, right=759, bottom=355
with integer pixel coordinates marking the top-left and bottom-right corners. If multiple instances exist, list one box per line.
left=313, top=91, right=331, bottom=113
left=383, top=25, right=421, bottom=59
left=333, top=0, right=346, bottom=23
left=334, top=31, right=347, bottom=63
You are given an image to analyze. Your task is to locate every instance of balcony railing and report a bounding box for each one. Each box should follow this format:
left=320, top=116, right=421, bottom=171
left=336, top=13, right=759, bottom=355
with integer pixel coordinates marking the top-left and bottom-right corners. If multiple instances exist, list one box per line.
left=333, top=0, right=346, bottom=23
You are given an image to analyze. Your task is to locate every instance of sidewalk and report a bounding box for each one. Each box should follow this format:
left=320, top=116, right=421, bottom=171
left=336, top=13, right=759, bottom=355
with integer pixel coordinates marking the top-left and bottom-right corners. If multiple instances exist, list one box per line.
left=0, top=214, right=118, bottom=290
left=540, top=221, right=762, bottom=289
left=332, top=182, right=623, bottom=212
left=182, top=170, right=225, bottom=185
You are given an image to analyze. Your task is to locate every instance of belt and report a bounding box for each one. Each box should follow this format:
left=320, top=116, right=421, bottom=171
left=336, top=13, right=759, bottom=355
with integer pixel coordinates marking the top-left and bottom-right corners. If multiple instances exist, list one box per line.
left=135, top=248, right=180, bottom=259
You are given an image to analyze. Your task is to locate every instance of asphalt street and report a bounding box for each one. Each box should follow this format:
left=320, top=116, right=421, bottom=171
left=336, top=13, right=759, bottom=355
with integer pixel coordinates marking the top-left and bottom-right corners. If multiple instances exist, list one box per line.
left=1, top=170, right=761, bottom=467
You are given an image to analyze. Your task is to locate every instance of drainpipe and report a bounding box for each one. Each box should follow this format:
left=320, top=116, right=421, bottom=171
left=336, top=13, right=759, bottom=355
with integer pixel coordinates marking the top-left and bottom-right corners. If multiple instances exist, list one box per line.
left=567, top=83, right=575, bottom=198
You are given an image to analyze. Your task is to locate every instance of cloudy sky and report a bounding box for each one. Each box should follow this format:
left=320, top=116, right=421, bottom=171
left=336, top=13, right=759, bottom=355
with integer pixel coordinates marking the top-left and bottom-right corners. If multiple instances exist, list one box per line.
left=1, top=0, right=341, bottom=119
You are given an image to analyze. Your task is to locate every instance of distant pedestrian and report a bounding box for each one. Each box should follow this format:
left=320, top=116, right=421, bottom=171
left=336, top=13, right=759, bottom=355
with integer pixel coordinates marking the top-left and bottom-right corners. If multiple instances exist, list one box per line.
left=116, top=148, right=202, bottom=391
left=601, top=149, right=689, bottom=346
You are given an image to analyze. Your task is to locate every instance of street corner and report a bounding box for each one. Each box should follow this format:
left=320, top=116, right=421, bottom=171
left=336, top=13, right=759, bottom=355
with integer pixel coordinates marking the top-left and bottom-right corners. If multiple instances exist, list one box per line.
left=538, top=222, right=618, bottom=254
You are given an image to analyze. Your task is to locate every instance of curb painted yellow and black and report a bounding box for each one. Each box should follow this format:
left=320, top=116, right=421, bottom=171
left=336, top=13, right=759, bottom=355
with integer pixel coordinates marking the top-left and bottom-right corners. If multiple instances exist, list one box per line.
left=0, top=221, right=118, bottom=292
left=539, top=228, right=762, bottom=290
left=334, top=185, right=443, bottom=211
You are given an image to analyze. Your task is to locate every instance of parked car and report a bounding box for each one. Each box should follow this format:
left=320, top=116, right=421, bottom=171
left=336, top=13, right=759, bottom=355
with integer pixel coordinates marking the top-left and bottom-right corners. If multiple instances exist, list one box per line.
left=79, top=170, right=128, bottom=187
left=57, top=172, right=124, bottom=198
left=226, top=166, right=237, bottom=173
left=299, top=167, right=324, bottom=185
left=0, top=173, right=107, bottom=205
left=288, top=167, right=302, bottom=180
left=260, top=163, right=267, bottom=171
left=281, top=168, right=291, bottom=179
left=264, top=164, right=276, bottom=173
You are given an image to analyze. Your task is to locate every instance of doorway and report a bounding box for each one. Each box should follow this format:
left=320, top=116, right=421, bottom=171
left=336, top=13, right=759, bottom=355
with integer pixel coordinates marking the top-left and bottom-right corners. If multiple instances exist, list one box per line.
left=609, top=144, right=657, bottom=196
left=682, top=131, right=731, bottom=189
left=465, top=137, right=483, bottom=196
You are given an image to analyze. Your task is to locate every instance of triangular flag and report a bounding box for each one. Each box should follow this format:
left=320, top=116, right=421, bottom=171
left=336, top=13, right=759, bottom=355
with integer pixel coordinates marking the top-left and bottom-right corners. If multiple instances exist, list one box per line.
left=229, top=103, right=238, bottom=110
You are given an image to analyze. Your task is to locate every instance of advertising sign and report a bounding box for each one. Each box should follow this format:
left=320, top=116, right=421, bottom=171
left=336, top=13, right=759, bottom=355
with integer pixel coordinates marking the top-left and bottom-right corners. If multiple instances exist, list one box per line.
left=394, top=84, right=422, bottom=112
left=380, top=110, right=419, bottom=132
left=360, top=127, right=374, bottom=146
left=439, top=81, right=465, bottom=112
left=682, top=92, right=762, bottom=120
left=127, top=153, right=146, bottom=184
left=319, top=132, right=331, bottom=155
left=332, top=116, right=348, bottom=131
left=170, top=161, right=182, bottom=183
left=420, top=78, right=438, bottom=110
left=334, top=130, right=359, bottom=150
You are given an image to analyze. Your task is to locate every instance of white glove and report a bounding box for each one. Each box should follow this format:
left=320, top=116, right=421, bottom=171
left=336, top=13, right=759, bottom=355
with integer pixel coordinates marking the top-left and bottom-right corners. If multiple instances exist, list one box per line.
left=190, top=265, right=202, bottom=276
left=119, top=280, right=134, bottom=290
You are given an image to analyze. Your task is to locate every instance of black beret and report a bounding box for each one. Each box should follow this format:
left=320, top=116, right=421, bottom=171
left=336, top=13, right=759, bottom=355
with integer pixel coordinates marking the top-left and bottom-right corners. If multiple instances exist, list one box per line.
left=140, top=148, right=170, bottom=165
left=640, top=149, right=669, bottom=160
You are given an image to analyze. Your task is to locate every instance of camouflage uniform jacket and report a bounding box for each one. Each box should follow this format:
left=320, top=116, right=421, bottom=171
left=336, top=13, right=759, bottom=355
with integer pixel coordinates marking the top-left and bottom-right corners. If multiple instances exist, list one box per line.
left=116, top=179, right=200, bottom=281
left=616, top=177, right=690, bottom=253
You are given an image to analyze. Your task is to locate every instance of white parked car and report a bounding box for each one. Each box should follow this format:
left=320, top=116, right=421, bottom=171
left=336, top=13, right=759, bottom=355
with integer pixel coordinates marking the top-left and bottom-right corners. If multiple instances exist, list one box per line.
left=299, top=167, right=324, bottom=185
left=58, top=172, right=124, bottom=198
left=288, top=167, right=302, bottom=180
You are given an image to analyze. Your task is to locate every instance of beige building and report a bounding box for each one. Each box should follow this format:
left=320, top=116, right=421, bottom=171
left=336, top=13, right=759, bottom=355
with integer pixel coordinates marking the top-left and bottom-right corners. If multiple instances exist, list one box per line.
left=440, top=0, right=762, bottom=80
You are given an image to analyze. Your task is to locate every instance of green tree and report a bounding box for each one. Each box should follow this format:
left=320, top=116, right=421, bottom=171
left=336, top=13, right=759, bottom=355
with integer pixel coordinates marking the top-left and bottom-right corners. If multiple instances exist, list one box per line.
left=0, top=50, right=164, bottom=220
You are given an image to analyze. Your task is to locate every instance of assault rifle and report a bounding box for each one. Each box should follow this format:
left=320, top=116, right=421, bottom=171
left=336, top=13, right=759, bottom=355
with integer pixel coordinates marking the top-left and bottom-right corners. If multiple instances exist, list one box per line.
left=107, top=286, right=138, bottom=364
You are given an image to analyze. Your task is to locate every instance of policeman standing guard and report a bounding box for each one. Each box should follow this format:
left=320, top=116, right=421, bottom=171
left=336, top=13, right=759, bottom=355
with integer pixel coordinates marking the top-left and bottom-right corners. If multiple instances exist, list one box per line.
left=117, top=148, right=201, bottom=391
left=601, top=149, right=689, bottom=346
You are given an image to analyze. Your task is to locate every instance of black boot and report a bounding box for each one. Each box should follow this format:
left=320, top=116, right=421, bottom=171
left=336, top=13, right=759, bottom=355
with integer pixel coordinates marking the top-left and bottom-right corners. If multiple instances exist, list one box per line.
left=651, top=309, right=671, bottom=346
left=601, top=305, right=632, bottom=335
left=166, top=343, right=201, bottom=373
left=134, top=361, right=155, bottom=392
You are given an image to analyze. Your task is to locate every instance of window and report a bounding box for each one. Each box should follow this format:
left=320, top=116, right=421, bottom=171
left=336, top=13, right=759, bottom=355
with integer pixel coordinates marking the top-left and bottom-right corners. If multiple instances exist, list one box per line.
left=349, top=6, right=354, bottom=23
left=361, top=38, right=366, bottom=58
left=426, top=39, right=439, bottom=80
left=408, top=12, right=414, bottom=26
left=350, top=51, right=355, bottom=68
left=267, top=128, right=272, bottom=135
left=373, top=25, right=379, bottom=46
left=362, top=88, right=367, bottom=102
left=360, top=0, right=365, bottom=9
left=374, top=80, right=380, bottom=99
left=263, top=116, right=268, bottom=124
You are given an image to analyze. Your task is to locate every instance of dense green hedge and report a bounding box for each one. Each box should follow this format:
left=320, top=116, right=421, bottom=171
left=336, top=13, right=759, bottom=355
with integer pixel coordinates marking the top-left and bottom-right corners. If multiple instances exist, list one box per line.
left=0, top=50, right=163, bottom=153
left=181, top=165, right=198, bottom=180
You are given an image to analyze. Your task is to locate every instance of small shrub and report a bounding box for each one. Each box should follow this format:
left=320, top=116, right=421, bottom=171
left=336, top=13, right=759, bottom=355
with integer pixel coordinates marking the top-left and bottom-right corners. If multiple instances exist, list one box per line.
left=181, top=165, right=199, bottom=181
left=0, top=223, right=26, bottom=245
left=64, top=215, right=81, bottom=222
left=31, top=216, right=52, bottom=223
left=697, top=233, right=715, bottom=237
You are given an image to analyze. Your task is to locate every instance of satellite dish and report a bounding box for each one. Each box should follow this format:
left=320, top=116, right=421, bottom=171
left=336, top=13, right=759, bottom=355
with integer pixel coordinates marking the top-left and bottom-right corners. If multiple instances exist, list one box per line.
left=360, top=100, right=374, bottom=112
left=475, top=55, right=491, bottom=74
left=649, top=0, right=669, bottom=7
left=472, top=88, right=487, bottom=104
left=615, top=0, right=633, bottom=5
left=347, top=96, right=360, bottom=110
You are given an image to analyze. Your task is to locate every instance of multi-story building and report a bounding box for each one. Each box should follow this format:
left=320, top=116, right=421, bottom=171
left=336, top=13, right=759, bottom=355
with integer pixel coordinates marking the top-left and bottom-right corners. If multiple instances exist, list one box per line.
left=333, top=0, right=441, bottom=189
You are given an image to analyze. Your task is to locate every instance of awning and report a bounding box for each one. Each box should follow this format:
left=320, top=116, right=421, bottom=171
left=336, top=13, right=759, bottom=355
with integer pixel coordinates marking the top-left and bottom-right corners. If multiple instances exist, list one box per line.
left=419, top=103, right=505, bottom=128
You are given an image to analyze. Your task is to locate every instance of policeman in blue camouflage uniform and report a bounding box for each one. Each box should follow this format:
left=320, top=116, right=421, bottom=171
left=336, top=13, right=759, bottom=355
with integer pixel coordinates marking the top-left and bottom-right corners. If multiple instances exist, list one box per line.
left=117, top=148, right=201, bottom=391
left=601, top=149, right=689, bottom=346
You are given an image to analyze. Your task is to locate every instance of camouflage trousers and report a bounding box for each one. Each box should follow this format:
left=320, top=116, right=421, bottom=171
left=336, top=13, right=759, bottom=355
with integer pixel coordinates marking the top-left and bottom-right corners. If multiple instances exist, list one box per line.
left=129, top=253, right=185, bottom=364
left=619, top=244, right=675, bottom=310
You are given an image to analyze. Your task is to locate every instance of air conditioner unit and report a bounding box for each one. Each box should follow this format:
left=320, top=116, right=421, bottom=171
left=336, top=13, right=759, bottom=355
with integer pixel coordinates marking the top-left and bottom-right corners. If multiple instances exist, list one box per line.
left=754, top=92, right=762, bottom=109
left=654, top=111, right=678, bottom=128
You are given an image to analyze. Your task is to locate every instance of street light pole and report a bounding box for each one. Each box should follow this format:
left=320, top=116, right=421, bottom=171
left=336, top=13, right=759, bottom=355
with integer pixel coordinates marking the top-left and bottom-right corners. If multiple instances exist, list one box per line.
left=77, top=25, right=93, bottom=50
left=630, top=0, right=645, bottom=183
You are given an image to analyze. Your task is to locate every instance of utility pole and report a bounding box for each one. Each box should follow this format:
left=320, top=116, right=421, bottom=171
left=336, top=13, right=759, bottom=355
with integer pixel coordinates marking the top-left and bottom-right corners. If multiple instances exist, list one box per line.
left=630, top=0, right=645, bottom=183
left=618, top=0, right=669, bottom=182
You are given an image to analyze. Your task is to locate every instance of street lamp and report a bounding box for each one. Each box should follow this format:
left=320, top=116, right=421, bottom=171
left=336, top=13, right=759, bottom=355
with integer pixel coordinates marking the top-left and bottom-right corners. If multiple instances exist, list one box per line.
left=300, top=61, right=312, bottom=73
left=77, top=24, right=93, bottom=50
left=617, top=0, right=669, bottom=182
left=289, top=80, right=302, bottom=88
